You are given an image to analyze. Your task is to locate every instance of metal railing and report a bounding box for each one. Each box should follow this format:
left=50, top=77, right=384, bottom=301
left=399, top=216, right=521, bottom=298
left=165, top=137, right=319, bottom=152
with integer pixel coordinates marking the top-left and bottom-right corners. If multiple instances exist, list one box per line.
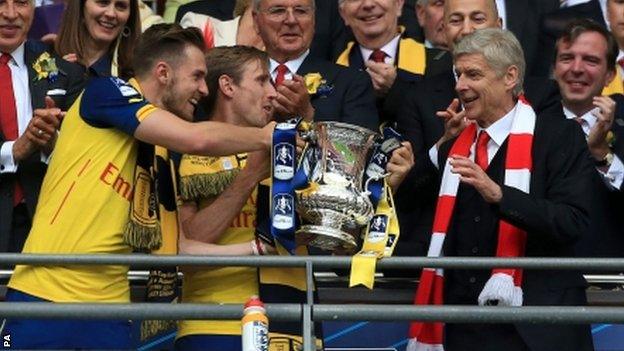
left=2, top=254, right=624, bottom=351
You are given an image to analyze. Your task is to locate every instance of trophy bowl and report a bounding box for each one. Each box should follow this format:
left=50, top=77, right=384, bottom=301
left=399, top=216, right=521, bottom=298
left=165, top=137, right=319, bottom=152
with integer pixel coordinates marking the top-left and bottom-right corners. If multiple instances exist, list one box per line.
left=296, top=122, right=378, bottom=252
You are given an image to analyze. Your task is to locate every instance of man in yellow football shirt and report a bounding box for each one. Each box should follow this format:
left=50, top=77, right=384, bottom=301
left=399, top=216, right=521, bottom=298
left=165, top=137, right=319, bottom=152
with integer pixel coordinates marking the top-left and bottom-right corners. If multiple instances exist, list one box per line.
left=2, top=24, right=274, bottom=349
left=175, top=45, right=277, bottom=351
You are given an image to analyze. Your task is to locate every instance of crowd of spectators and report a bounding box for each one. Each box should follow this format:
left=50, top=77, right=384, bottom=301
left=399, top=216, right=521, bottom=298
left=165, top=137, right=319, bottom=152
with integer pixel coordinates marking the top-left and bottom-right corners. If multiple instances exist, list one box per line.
left=0, top=0, right=622, bottom=350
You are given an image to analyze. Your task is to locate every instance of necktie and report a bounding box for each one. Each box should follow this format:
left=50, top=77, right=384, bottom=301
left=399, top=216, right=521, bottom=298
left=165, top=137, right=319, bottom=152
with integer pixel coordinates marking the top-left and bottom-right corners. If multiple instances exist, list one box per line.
left=274, top=64, right=289, bottom=86
left=618, top=58, right=624, bottom=71
left=475, top=130, right=490, bottom=171
left=369, top=49, right=386, bottom=63
left=0, top=53, right=23, bottom=206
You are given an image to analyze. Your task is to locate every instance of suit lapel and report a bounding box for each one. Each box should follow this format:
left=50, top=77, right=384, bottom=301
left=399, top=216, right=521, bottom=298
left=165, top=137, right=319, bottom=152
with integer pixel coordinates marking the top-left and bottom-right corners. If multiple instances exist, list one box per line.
left=433, top=70, right=457, bottom=113
left=349, top=44, right=365, bottom=70
left=297, top=55, right=339, bottom=88
left=24, top=41, right=47, bottom=110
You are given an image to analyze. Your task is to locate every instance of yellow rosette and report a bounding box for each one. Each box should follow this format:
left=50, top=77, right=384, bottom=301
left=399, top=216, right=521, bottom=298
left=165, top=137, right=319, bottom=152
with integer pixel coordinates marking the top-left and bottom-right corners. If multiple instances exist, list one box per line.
left=304, top=72, right=323, bottom=94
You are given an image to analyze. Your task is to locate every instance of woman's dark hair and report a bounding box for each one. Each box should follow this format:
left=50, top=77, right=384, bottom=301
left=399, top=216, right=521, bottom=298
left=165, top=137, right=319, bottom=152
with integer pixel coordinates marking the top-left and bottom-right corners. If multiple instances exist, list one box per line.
left=55, top=0, right=141, bottom=79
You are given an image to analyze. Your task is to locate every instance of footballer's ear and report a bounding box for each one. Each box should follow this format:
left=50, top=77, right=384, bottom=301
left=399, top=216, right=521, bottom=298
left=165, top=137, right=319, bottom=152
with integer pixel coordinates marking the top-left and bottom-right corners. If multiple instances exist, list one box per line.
left=218, top=74, right=236, bottom=98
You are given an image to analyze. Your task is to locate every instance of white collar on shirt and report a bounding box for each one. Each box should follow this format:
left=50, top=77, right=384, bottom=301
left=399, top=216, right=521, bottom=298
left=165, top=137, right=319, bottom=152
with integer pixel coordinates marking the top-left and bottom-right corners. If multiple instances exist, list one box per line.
left=269, top=50, right=310, bottom=81
left=562, top=105, right=597, bottom=135
left=477, top=102, right=516, bottom=149
left=3, top=42, right=26, bottom=69
left=358, top=33, right=401, bottom=65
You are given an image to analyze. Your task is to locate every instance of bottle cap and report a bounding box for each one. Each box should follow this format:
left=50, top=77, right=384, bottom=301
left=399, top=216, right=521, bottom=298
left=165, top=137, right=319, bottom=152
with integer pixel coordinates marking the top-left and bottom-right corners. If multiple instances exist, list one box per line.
left=244, top=295, right=265, bottom=309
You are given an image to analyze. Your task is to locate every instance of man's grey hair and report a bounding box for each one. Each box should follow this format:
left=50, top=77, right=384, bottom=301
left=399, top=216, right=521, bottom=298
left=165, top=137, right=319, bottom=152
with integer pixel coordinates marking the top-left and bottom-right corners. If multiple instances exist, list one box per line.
left=416, top=0, right=432, bottom=6
left=253, top=0, right=315, bottom=10
left=453, top=28, right=525, bottom=96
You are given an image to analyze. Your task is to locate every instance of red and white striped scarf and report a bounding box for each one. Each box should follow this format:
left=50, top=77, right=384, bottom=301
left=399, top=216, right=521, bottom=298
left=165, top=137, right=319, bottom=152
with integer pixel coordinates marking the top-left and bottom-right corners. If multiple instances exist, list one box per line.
left=407, top=98, right=536, bottom=351
left=203, top=20, right=215, bottom=49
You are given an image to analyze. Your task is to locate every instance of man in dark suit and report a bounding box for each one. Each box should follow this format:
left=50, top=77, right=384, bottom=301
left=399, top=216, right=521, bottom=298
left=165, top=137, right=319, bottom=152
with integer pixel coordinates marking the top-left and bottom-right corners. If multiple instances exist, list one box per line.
left=552, top=19, right=624, bottom=260
left=0, top=0, right=84, bottom=253
left=253, top=0, right=379, bottom=131
left=336, top=0, right=428, bottom=124
left=176, top=0, right=349, bottom=61
left=408, top=28, right=594, bottom=351
left=393, top=0, right=561, bottom=262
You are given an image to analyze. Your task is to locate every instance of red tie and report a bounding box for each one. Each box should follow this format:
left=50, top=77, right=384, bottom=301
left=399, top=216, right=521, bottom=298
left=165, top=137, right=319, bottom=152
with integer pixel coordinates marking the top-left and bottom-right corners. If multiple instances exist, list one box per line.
left=0, top=53, right=24, bottom=206
left=369, top=49, right=386, bottom=63
left=274, top=64, right=288, bottom=86
left=475, top=131, right=490, bottom=171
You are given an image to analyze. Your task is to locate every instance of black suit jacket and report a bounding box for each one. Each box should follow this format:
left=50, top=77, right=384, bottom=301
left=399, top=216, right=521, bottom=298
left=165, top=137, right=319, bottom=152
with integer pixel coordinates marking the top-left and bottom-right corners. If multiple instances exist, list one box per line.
left=296, top=55, right=379, bottom=131
left=393, top=69, right=561, bottom=261
left=501, top=0, right=561, bottom=78
left=574, top=94, right=624, bottom=262
left=338, top=33, right=425, bottom=124
left=436, top=111, right=594, bottom=351
left=175, top=0, right=348, bottom=61
left=0, top=41, right=85, bottom=252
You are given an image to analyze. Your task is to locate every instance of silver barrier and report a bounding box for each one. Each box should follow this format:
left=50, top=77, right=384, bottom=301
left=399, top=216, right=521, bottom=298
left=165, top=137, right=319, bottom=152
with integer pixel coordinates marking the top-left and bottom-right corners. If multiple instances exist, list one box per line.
left=1, top=254, right=624, bottom=351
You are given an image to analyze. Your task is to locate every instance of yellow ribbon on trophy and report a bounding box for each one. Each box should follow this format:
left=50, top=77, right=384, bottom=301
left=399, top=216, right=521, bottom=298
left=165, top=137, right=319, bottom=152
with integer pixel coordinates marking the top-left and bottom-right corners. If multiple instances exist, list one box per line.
left=349, top=181, right=400, bottom=289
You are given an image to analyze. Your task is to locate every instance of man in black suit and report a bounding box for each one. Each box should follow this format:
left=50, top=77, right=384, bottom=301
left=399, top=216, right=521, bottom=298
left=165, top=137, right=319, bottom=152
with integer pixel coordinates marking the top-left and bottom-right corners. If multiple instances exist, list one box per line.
left=408, top=28, right=594, bottom=351
left=393, top=0, right=561, bottom=261
left=552, top=19, right=624, bottom=260
left=253, top=0, right=379, bottom=130
left=0, top=0, right=84, bottom=253
left=336, top=0, right=429, bottom=124
left=176, top=0, right=349, bottom=61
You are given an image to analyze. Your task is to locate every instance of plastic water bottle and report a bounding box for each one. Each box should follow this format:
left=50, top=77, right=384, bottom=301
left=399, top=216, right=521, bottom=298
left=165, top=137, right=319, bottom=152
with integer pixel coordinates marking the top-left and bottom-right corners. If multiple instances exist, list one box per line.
left=242, top=296, right=269, bottom=351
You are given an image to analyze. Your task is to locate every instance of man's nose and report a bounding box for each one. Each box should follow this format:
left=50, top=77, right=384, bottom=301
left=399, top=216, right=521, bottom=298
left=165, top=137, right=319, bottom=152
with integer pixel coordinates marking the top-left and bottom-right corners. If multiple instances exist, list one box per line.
left=460, top=20, right=475, bottom=37
left=1, top=2, right=18, bottom=20
left=570, top=58, right=584, bottom=73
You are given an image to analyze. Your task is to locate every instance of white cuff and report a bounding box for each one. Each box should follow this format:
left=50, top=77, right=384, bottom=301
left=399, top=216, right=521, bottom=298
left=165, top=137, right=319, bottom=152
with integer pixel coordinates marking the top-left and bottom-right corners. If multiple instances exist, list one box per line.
left=40, top=151, right=52, bottom=165
left=428, top=145, right=439, bottom=169
left=0, top=141, right=17, bottom=173
left=598, top=154, right=624, bottom=191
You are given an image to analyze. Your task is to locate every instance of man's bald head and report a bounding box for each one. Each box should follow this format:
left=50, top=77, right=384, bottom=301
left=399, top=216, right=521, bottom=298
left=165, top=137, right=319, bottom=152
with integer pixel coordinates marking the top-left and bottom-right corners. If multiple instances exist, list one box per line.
left=443, top=0, right=501, bottom=49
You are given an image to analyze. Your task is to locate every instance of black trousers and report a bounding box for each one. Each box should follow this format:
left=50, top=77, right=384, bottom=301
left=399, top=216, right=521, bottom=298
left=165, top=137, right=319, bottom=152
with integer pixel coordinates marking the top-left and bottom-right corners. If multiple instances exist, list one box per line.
left=9, top=203, right=30, bottom=253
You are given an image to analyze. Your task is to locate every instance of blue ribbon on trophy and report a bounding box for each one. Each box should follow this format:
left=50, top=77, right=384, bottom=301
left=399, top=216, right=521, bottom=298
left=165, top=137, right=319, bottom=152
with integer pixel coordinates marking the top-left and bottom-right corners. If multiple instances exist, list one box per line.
left=269, top=119, right=312, bottom=254
left=364, top=126, right=404, bottom=206
left=270, top=122, right=298, bottom=253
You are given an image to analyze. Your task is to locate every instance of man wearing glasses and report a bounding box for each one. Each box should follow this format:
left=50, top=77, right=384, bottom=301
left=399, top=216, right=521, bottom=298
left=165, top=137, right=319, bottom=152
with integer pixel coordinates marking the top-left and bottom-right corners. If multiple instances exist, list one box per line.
left=252, top=0, right=379, bottom=131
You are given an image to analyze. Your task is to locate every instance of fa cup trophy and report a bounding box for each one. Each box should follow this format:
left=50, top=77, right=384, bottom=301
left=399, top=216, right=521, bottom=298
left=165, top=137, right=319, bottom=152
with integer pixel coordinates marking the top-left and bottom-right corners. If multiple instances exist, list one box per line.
left=296, top=122, right=379, bottom=252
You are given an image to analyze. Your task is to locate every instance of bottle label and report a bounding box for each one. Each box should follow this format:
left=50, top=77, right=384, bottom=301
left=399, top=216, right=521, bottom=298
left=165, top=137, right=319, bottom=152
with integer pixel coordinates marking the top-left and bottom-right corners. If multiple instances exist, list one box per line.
left=242, top=320, right=269, bottom=351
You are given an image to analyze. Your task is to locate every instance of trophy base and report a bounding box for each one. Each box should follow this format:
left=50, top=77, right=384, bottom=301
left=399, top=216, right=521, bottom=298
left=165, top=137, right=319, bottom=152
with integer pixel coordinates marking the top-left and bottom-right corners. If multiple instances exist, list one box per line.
left=296, top=225, right=357, bottom=253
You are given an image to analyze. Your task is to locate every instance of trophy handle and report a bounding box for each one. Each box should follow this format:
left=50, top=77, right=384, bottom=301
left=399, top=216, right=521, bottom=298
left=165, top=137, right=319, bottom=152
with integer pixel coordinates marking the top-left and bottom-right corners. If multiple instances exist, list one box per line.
left=363, top=172, right=389, bottom=196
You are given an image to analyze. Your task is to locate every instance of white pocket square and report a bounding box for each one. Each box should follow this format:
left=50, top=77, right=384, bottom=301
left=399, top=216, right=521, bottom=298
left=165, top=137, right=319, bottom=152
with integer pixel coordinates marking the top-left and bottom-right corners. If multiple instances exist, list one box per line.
left=46, top=89, right=66, bottom=96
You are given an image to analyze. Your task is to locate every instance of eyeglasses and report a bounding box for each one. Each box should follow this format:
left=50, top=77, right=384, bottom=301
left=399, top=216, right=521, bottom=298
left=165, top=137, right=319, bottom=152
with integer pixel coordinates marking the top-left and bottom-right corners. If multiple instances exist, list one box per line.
left=261, top=5, right=314, bottom=20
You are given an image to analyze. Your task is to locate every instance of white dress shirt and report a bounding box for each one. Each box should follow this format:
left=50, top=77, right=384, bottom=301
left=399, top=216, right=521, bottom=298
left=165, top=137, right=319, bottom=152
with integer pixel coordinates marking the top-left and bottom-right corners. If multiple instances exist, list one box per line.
left=269, top=50, right=310, bottom=83
left=563, top=106, right=624, bottom=190
left=0, top=43, right=35, bottom=174
left=429, top=103, right=517, bottom=169
left=358, top=34, right=401, bottom=65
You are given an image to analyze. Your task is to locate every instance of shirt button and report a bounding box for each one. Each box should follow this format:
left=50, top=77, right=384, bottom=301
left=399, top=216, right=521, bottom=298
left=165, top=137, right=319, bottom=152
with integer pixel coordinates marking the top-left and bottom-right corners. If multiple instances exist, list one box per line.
left=469, top=277, right=476, bottom=283
left=471, top=247, right=478, bottom=254
left=474, top=216, right=480, bottom=222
